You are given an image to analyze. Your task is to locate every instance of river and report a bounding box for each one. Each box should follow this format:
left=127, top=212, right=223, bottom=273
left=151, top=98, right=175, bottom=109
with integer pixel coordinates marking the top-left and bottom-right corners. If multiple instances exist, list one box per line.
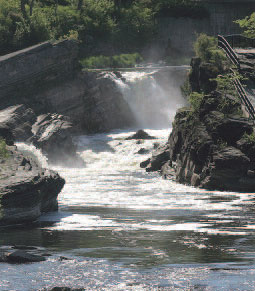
left=1, top=67, right=255, bottom=290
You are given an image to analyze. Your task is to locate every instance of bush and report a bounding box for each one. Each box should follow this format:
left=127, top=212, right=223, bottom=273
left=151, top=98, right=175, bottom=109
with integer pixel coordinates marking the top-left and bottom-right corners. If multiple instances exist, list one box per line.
left=194, top=34, right=226, bottom=66
left=243, top=132, right=255, bottom=144
left=0, top=139, right=9, bottom=159
left=189, top=92, right=204, bottom=112
left=80, top=53, right=143, bottom=69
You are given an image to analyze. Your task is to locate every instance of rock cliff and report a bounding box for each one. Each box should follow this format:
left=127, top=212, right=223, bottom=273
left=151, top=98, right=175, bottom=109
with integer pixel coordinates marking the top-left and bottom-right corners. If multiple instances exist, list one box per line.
left=142, top=58, right=255, bottom=192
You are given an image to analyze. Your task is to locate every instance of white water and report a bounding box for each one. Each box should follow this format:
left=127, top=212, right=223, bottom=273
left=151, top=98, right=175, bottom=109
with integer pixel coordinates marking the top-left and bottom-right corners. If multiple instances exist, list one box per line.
left=114, top=68, right=186, bottom=128
left=6, top=67, right=255, bottom=290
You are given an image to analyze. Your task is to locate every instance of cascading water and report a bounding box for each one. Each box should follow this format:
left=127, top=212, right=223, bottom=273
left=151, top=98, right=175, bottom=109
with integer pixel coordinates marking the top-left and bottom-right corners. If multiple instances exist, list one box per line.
left=114, top=67, right=187, bottom=128
left=2, top=66, right=255, bottom=290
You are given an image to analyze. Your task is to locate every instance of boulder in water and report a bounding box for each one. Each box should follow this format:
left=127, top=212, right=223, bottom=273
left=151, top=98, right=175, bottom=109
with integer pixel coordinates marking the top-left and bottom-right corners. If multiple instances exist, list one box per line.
left=137, top=148, right=150, bottom=155
left=141, top=144, right=170, bottom=172
left=0, top=143, right=65, bottom=226
left=5, top=250, right=46, bottom=263
left=31, top=113, right=84, bottom=167
left=126, top=130, right=156, bottom=140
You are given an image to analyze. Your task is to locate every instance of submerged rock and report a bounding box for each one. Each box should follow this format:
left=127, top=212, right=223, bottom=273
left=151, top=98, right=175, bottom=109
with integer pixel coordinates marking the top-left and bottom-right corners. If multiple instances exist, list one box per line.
left=5, top=250, right=46, bottom=263
left=126, top=130, right=156, bottom=140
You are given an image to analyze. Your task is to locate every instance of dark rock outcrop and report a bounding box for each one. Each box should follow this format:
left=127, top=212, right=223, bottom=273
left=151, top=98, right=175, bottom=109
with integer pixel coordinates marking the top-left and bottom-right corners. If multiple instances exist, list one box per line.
left=141, top=144, right=169, bottom=172
left=189, top=57, right=218, bottom=94
left=142, top=91, right=255, bottom=192
left=0, top=127, right=65, bottom=226
left=0, top=105, right=36, bottom=141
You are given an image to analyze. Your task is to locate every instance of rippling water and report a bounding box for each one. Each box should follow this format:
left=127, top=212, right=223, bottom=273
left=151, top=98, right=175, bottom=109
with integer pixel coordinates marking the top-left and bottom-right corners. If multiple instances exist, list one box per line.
left=1, top=68, right=255, bottom=290
left=1, top=129, right=255, bottom=290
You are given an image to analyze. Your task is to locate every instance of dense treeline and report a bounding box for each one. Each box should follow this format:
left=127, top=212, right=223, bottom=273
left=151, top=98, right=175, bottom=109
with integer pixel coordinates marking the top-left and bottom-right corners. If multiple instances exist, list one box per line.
left=0, top=0, right=207, bottom=56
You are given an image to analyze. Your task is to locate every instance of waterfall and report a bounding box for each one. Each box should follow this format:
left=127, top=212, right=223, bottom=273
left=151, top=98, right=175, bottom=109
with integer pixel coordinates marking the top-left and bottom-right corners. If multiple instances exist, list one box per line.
left=16, top=142, right=49, bottom=169
left=113, top=66, right=188, bottom=129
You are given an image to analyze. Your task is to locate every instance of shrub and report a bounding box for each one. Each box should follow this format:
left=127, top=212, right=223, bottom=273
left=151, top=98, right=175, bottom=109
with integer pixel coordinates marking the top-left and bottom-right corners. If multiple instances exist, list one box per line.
left=194, top=34, right=226, bottom=67
left=80, top=53, right=143, bottom=69
left=243, top=132, right=255, bottom=144
left=189, top=92, right=204, bottom=112
left=0, top=139, right=9, bottom=159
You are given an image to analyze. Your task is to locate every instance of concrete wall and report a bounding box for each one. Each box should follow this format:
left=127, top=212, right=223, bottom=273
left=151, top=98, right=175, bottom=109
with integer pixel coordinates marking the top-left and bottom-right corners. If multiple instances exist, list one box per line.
left=149, top=1, right=255, bottom=58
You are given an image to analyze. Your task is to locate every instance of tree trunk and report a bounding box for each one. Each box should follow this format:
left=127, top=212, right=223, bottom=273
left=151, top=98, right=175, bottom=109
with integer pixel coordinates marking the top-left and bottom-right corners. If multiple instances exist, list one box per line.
left=20, top=0, right=28, bottom=19
left=77, top=0, right=83, bottom=11
left=29, top=0, right=35, bottom=16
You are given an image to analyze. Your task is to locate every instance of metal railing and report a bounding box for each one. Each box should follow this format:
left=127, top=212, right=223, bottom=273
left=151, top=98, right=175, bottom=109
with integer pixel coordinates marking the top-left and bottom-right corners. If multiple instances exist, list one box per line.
left=217, top=34, right=255, bottom=120
left=224, top=34, right=255, bottom=49
left=218, top=35, right=239, bottom=67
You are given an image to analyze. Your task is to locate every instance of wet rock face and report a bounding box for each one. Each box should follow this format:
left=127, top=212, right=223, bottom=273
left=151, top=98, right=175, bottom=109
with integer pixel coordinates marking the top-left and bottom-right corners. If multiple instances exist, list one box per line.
left=0, top=128, right=65, bottom=226
left=80, top=72, right=135, bottom=133
left=31, top=113, right=84, bottom=167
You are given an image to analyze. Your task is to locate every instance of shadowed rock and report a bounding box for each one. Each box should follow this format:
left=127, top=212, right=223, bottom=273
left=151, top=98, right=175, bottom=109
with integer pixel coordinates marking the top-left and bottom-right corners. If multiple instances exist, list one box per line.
left=0, top=105, right=36, bottom=141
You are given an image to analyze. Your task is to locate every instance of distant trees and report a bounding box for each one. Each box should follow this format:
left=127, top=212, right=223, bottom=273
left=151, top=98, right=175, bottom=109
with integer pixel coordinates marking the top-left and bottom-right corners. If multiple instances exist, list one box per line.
left=0, top=0, right=209, bottom=56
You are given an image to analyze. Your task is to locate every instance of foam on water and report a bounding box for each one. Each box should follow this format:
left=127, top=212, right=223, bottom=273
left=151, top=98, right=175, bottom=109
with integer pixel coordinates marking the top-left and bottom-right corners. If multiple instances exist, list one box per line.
left=6, top=67, right=255, bottom=290
left=29, top=128, right=250, bottom=235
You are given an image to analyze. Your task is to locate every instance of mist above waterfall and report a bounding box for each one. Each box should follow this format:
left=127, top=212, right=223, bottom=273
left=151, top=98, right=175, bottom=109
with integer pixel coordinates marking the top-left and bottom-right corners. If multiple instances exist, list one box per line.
left=114, top=66, right=188, bottom=129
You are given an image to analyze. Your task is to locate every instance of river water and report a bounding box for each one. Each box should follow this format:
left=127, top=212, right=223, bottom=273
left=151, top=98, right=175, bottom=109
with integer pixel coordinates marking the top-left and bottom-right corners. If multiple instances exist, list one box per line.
left=1, top=68, right=255, bottom=290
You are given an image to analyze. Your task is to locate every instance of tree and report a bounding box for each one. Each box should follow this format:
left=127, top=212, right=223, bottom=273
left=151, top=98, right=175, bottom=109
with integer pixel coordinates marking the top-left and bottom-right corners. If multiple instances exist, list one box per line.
left=236, top=13, right=255, bottom=38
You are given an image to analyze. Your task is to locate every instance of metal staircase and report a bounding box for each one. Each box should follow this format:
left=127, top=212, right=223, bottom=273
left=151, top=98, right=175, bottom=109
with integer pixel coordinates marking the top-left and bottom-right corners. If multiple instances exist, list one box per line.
left=218, top=34, right=255, bottom=120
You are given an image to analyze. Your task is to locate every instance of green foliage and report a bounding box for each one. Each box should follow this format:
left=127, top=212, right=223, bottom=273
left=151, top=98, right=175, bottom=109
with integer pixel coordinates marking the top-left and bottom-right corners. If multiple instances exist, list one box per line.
left=0, top=0, right=212, bottom=56
left=194, top=34, right=226, bottom=68
left=80, top=53, right=143, bottom=69
left=243, top=131, right=255, bottom=144
left=189, top=92, right=204, bottom=113
left=235, top=12, right=255, bottom=38
left=0, top=139, right=9, bottom=159
left=181, top=77, right=192, bottom=98
left=213, top=73, right=238, bottom=96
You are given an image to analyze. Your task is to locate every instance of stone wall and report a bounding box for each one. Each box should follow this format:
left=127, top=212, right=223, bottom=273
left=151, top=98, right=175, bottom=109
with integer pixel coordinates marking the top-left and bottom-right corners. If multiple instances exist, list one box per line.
left=0, top=40, right=79, bottom=112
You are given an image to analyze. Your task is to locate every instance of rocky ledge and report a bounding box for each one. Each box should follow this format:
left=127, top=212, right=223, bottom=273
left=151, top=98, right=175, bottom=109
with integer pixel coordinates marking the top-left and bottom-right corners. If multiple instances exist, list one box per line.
left=142, top=90, right=255, bottom=192
left=0, top=127, right=64, bottom=226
